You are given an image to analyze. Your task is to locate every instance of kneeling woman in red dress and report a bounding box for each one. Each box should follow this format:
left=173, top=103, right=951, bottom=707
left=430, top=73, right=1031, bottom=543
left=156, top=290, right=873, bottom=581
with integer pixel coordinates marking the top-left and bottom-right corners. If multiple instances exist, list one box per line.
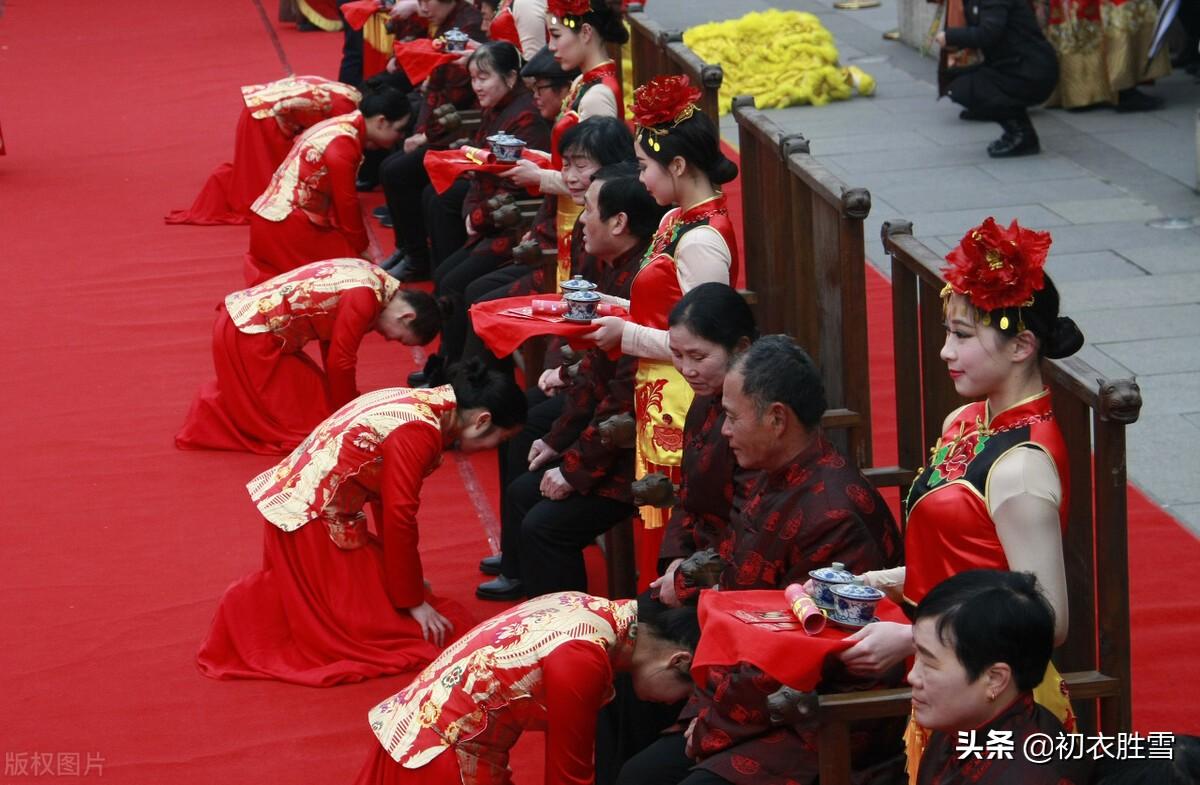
left=355, top=593, right=700, bottom=784
left=165, top=75, right=362, bottom=226
left=197, top=362, right=527, bottom=686
left=245, top=88, right=411, bottom=286
left=176, top=258, right=442, bottom=456
left=910, top=570, right=1090, bottom=784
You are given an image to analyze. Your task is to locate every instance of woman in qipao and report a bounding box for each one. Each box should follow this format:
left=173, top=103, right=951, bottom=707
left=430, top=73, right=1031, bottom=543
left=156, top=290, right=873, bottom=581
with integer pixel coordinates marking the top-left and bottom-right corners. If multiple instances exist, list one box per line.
left=587, top=75, right=740, bottom=589
left=176, top=258, right=441, bottom=456
left=197, top=360, right=526, bottom=686
left=502, top=0, right=627, bottom=284
left=837, top=217, right=1086, bottom=773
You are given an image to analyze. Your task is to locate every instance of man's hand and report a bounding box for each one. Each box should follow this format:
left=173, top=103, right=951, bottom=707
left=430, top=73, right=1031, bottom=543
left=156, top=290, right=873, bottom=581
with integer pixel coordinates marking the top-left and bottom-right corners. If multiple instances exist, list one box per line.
left=539, top=467, right=574, bottom=500
left=408, top=601, right=453, bottom=647
left=403, top=132, right=428, bottom=154
left=584, top=315, right=625, bottom=351
left=538, top=367, right=568, bottom=396
left=527, top=438, right=560, bottom=471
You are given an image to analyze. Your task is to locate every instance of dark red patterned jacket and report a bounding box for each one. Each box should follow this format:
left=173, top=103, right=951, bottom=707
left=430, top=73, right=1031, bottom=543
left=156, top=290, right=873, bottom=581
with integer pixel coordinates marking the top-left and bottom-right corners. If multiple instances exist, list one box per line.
left=659, top=394, right=747, bottom=566
left=414, top=3, right=484, bottom=149
left=462, top=84, right=550, bottom=243
left=681, top=435, right=905, bottom=785
left=549, top=235, right=649, bottom=503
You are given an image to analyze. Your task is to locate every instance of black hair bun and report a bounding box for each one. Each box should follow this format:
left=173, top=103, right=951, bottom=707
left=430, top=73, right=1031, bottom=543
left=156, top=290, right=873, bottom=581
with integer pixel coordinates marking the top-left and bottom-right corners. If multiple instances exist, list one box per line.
left=1043, top=316, right=1084, bottom=360
left=707, top=156, right=739, bottom=186
left=587, top=2, right=629, bottom=43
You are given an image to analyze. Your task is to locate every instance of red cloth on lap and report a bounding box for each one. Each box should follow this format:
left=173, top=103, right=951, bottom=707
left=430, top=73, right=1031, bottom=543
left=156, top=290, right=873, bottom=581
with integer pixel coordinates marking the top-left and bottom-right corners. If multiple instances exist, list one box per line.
left=693, top=589, right=907, bottom=692
left=424, top=146, right=548, bottom=194
left=469, top=294, right=626, bottom=358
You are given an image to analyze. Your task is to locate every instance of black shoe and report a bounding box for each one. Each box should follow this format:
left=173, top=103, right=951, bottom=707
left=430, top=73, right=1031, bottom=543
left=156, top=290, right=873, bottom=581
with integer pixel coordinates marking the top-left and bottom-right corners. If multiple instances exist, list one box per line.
left=987, top=118, right=1040, bottom=158
left=373, top=205, right=390, bottom=219
left=380, top=249, right=406, bottom=272
left=958, top=109, right=990, bottom=121
left=1115, top=87, right=1165, bottom=113
left=407, top=354, right=445, bottom=388
left=355, top=178, right=378, bottom=192
left=476, top=575, right=524, bottom=600
left=391, top=257, right=431, bottom=282
left=479, top=554, right=502, bottom=576
left=379, top=213, right=394, bottom=228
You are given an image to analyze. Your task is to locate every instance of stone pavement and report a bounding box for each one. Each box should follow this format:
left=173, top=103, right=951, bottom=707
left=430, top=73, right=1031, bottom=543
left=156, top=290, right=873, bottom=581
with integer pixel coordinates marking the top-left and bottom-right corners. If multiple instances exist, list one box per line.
left=646, top=0, right=1200, bottom=534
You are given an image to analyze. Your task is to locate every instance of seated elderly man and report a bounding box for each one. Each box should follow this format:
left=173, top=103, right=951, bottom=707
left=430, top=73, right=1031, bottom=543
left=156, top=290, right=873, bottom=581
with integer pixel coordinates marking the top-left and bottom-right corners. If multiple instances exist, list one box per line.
left=618, top=335, right=904, bottom=785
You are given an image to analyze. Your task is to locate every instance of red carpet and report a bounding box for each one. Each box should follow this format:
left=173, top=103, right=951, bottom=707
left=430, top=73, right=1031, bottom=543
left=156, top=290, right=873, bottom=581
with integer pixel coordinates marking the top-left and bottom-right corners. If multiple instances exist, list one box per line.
left=0, top=3, right=1195, bottom=784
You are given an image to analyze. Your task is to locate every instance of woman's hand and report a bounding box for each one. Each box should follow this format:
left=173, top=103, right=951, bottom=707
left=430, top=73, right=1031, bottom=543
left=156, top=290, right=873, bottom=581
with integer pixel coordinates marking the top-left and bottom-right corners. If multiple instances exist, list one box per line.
left=650, top=558, right=685, bottom=607
left=683, top=717, right=699, bottom=758
left=386, top=56, right=399, bottom=73
left=527, top=438, right=560, bottom=471
left=584, top=316, right=625, bottom=351
left=538, top=367, right=568, bottom=396
left=838, top=621, right=914, bottom=677
left=409, top=601, right=454, bottom=647
left=539, top=467, right=574, bottom=500
left=501, top=158, right=543, bottom=189
left=389, top=0, right=419, bottom=18
left=934, top=31, right=947, bottom=47
left=403, top=132, right=427, bottom=154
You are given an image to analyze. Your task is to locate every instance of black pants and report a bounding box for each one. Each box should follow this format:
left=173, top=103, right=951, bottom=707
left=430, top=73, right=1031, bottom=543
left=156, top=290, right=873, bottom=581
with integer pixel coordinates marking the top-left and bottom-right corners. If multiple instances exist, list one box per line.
left=380, top=146, right=431, bottom=262
left=433, top=238, right=512, bottom=364
left=423, top=180, right=470, bottom=268
left=945, top=62, right=1057, bottom=121
left=497, top=390, right=561, bottom=578
left=616, top=733, right=733, bottom=785
left=336, top=0, right=364, bottom=86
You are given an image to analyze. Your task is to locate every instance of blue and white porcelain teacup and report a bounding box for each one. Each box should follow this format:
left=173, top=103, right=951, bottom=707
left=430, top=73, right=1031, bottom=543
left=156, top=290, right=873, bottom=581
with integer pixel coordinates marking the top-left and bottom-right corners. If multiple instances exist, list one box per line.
left=564, top=289, right=601, bottom=321
left=808, top=561, right=855, bottom=610
left=487, top=132, right=527, bottom=163
left=443, top=28, right=470, bottom=52
left=830, top=582, right=884, bottom=627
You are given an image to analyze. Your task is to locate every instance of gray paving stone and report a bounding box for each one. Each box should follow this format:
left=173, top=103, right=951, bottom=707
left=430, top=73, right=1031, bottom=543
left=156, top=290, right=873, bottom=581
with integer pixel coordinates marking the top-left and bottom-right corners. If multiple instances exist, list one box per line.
left=1126, top=414, right=1200, bottom=507
left=825, top=143, right=993, bottom=173
left=981, top=221, right=1200, bottom=255
left=1045, top=251, right=1149, bottom=282
left=1072, top=343, right=1134, bottom=379
left=1163, top=503, right=1200, bottom=538
left=1072, top=304, right=1200, bottom=344
left=1044, top=197, right=1163, bottom=225
left=978, top=155, right=1094, bottom=183
left=1128, top=373, right=1200, bottom=416
left=1098, top=336, right=1200, bottom=376
left=1095, top=129, right=1199, bottom=189
left=1186, top=413, right=1200, bottom=430
left=1054, top=107, right=1177, bottom=135
left=1056, top=271, right=1200, bottom=311
left=797, top=130, right=937, bottom=156
left=902, top=204, right=1070, bottom=237
left=1117, top=246, right=1200, bottom=275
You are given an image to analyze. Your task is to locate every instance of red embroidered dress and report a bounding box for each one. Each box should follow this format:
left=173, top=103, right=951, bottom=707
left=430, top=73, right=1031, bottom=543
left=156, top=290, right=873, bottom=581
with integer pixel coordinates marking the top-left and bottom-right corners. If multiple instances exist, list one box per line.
left=358, top=592, right=638, bottom=785
left=903, top=390, right=1069, bottom=604
left=246, top=112, right=370, bottom=285
left=166, top=76, right=361, bottom=226
left=550, top=61, right=623, bottom=284
left=197, top=386, right=473, bottom=686
left=175, top=259, right=400, bottom=456
left=629, top=195, right=739, bottom=584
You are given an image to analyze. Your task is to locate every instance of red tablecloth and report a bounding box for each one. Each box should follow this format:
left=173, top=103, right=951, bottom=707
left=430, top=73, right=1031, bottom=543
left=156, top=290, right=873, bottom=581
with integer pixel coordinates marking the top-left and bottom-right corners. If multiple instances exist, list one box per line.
left=469, top=294, right=627, bottom=359
left=424, top=147, right=549, bottom=194
left=393, top=38, right=460, bottom=85
left=694, top=589, right=908, bottom=692
left=340, top=0, right=380, bottom=29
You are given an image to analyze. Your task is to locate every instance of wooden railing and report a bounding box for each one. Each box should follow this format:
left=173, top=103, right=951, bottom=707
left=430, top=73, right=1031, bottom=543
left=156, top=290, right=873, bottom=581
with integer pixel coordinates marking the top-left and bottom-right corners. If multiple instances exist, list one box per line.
left=626, top=4, right=723, bottom=126
left=813, top=221, right=1141, bottom=785
left=733, top=95, right=874, bottom=470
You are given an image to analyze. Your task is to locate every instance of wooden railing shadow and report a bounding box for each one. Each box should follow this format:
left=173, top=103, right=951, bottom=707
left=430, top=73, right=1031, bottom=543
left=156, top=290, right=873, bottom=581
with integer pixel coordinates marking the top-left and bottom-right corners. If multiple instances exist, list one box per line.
left=812, top=221, right=1140, bottom=785
left=626, top=4, right=723, bottom=126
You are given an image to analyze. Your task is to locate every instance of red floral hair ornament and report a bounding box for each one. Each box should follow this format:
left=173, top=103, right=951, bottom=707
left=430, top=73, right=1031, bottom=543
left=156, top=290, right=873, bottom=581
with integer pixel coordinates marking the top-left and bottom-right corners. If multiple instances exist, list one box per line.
left=941, top=217, right=1051, bottom=329
left=547, top=0, right=592, bottom=27
left=633, top=75, right=702, bottom=151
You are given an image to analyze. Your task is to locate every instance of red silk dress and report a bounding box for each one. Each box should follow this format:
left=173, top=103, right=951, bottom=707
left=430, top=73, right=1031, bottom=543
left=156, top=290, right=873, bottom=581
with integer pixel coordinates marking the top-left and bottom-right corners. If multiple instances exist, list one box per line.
left=903, top=389, right=1075, bottom=766
left=550, top=61, right=623, bottom=285
left=197, top=386, right=474, bottom=687
left=176, top=259, right=400, bottom=456
left=355, top=592, right=637, bottom=785
left=166, top=77, right=361, bottom=226
left=630, top=196, right=739, bottom=588
left=246, top=112, right=370, bottom=286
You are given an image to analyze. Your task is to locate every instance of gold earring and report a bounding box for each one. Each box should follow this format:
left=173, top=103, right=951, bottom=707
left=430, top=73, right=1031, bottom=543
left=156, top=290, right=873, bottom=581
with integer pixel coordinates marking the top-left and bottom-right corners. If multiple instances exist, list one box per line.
left=986, top=691, right=996, bottom=702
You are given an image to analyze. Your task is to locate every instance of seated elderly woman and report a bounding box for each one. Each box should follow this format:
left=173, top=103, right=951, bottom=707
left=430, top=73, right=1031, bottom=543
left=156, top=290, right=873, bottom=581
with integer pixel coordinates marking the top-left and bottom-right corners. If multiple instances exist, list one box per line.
left=909, top=569, right=1091, bottom=785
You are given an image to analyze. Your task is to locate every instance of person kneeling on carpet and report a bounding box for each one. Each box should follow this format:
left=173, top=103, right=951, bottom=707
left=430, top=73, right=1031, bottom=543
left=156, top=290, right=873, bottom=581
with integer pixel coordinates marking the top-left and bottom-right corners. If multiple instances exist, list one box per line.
left=908, top=569, right=1091, bottom=784
left=934, top=0, right=1058, bottom=158
left=196, top=359, right=526, bottom=687
left=354, top=593, right=700, bottom=785
left=244, top=88, right=411, bottom=286
left=176, top=258, right=442, bottom=456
